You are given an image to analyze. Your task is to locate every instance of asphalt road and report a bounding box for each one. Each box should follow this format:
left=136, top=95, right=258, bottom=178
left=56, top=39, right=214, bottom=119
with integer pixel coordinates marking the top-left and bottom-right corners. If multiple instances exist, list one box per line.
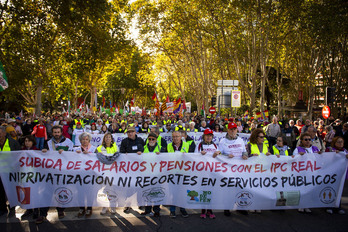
left=1, top=180, right=348, bottom=232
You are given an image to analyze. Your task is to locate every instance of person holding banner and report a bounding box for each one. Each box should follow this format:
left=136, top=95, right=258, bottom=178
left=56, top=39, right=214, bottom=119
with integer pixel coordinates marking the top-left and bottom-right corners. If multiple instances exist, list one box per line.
left=293, top=132, right=321, bottom=214
left=196, top=129, right=220, bottom=219
left=247, top=128, right=271, bottom=157
left=120, top=126, right=145, bottom=213
left=270, top=136, right=292, bottom=157
left=0, top=126, right=21, bottom=217
left=140, top=132, right=165, bottom=217
left=166, top=131, right=190, bottom=218
left=37, top=125, right=74, bottom=223
left=97, top=132, right=119, bottom=215
left=218, top=122, right=249, bottom=216
left=325, top=136, right=348, bottom=215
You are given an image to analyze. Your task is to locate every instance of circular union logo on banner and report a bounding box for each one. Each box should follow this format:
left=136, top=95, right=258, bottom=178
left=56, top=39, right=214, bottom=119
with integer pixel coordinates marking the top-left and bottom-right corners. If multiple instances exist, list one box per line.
left=54, top=187, right=73, bottom=205
left=319, top=187, right=336, bottom=204
left=235, top=191, right=253, bottom=207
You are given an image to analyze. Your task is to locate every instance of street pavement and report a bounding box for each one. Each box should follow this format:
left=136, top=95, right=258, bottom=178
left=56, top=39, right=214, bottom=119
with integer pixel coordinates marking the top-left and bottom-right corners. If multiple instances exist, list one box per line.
left=1, top=180, right=348, bottom=232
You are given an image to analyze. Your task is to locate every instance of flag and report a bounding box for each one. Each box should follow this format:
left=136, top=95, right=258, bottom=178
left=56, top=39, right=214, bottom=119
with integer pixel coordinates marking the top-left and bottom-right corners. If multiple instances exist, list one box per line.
left=0, top=61, right=9, bottom=92
left=142, top=107, right=146, bottom=116
left=201, top=104, right=205, bottom=116
left=256, top=112, right=262, bottom=120
left=130, top=95, right=135, bottom=107
left=102, top=96, right=106, bottom=108
left=19, top=110, right=23, bottom=118
left=182, top=99, right=187, bottom=110
left=161, top=102, right=167, bottom=113
left=244, top=111, right=249, bottom=118
left=173, top=103, right=181, bottom=114
left=166, top=95, right=170, bottom=103
left=110, top=100, right=112, bottom=109
left=152, top=92, right=158, bottom=100
left=94, top=89, right=98, bottom=109
left=263, top=110, right=269, bottom=118
left=155, top=100, right=160, bottom=114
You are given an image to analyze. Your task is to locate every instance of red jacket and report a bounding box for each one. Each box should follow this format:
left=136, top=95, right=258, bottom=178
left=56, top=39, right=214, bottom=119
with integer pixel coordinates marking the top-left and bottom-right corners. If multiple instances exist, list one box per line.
left=32, top=124, right=47, bottom=140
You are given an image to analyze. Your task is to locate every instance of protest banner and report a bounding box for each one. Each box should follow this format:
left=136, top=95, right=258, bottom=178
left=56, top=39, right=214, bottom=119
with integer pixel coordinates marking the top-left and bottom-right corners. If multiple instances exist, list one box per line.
left=90, top=132, right=251, bottom=148
left=0, top=151, right=347, bottom=210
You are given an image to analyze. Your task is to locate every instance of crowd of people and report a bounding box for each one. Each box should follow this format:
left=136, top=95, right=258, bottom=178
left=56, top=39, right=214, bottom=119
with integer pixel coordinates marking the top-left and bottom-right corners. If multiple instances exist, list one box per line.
left=0, top=110, right=348, bottom=224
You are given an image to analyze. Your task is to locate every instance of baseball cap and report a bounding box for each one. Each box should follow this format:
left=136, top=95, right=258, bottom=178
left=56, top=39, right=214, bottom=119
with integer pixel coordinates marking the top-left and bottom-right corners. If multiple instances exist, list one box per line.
left=228, top=122, right=237, bottom=129
left=204, top=129, right=214, bottom=135
left=127, top=126, right=136, bottom=132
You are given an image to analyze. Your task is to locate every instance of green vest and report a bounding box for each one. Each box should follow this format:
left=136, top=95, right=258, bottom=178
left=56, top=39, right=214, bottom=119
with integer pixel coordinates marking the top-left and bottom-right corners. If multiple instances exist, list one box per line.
left=272, top=145, right=289, bottom=156
left=97, top=143, right=118, bottom=154
left=250, top=143, right=268, bottom=155
left=144, top=144, right=161, bottom=153
left=0, top=139, right=11, bottom=151
left=146, top=136, right=162, bottom=147
left=175, top=125, right=186, bottom=131
left=167, top=142, right=190, bottom=153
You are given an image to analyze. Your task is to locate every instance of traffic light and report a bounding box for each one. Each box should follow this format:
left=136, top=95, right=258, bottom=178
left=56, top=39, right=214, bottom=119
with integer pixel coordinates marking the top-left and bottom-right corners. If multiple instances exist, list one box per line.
left=326, top=87, right=336, bottom=104
left=211, top=96, right=216, bottom=106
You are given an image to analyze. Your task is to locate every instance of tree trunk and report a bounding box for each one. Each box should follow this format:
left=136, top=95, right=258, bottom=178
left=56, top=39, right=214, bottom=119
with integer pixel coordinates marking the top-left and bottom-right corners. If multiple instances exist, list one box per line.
left=35, top=84, right=42, bottom=116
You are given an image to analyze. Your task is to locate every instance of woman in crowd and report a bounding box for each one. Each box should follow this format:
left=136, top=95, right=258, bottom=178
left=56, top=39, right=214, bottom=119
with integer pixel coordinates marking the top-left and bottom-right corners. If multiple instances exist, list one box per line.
left=96, top=119, right=104, bottom=131
left=293, top=132, right=321, bottom=213
left=74, top=132, right=97, bottom=218
left=325, top=136, right=348, bottom=215
left=99, top=124, right=108, bottom=134
left=108, top=122, right=119, bottom=133
left=20, top=135, right=39, bottom=220
left=141, top=122, right=150, bottom=133
left=270, top=136, right=292, bottom=157
left=117, top=122, right=127, bottom=133
left=88, top=123, right=99, bottom=134
left=96, top=133, right=119, bottom=215
left=246, top=128, right=270, bottom=214
left=323, top=126, right=335, bottom=148
left=196, top=129, right=220, bottom=219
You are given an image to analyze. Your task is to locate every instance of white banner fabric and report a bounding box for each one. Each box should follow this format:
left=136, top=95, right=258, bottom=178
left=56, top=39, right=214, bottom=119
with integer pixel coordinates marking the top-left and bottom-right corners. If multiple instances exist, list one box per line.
left=0, top=151, right=347, bottom=210
left=91, top=132, right=250, bottom=148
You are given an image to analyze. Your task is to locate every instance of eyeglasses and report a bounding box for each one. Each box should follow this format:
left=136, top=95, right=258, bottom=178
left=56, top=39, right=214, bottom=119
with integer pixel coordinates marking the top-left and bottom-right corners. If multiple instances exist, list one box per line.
left=148, top=138, right=156, bottom=141
left=303, top=138, right=311, bottom=141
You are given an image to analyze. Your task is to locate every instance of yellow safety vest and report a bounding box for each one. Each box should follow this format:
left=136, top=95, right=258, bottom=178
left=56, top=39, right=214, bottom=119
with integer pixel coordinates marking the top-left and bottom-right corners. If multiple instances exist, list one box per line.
left=97, top=143, right=118, bottom=154
left=175, top=126, right=186, bottom=131
left=73, top=119, right=85, bottom=129
left=272, top=146, right=289, bottom=156
left=144, top=144, right=161, bottom=153
left=0, top=139, right=11, bottom=151
left=250, top=143, right=268, bottom=155
left=167, top=142, right=190, bottom=153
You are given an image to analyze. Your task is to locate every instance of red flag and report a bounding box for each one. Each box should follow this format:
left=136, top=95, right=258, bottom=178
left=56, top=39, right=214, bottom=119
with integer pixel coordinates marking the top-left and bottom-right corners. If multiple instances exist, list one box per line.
left=182, top=99, right=186, bottom=110
left=152, top=92, right=157, bottom=100
left=130, top=95, right=135, bottom=107
left=166, top=95, right=170, bottom=103
left=102, top=96, right=106, bottom=108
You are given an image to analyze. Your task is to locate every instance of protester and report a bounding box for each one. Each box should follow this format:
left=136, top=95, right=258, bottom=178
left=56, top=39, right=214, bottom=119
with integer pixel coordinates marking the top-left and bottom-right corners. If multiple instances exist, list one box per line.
left=270, top=136, right=292, bottom=157
left=140, top=132, right=164, bottom=217
left=166, top=131, right=189, bottom=218
left=119, top=126, right=144, bottom=213
left=293, top=132, right=321, bottom=213
left=325, top=136, right=348, bottom=215
left=37, top=125, right=74, bottom=223
left=282, top=123, right=296, bottom=150
left=265, top=116, right=281, bottom=147
left=96, top=133, right=118, bottom=215
left=218, top=122, right=249, bottom=215
left=72, top=122, right=85, bottom=146
left=0, top=126, right=21, bottom=217
left=195, top=129, right=220, bottom=219
left=296, top=126, right=325, bottom=152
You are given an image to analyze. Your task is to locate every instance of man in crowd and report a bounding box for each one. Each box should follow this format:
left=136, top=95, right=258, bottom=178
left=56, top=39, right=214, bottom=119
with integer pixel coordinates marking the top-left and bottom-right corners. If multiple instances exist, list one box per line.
left=166, top=131, right=190, bottom=218
left=265, top=116, right=281, bottom=147
left=296, top=125, right=325, bottom=152
left=37, top=125, right=74, bottom=223
left=120, top=126, right=145, bottom=213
